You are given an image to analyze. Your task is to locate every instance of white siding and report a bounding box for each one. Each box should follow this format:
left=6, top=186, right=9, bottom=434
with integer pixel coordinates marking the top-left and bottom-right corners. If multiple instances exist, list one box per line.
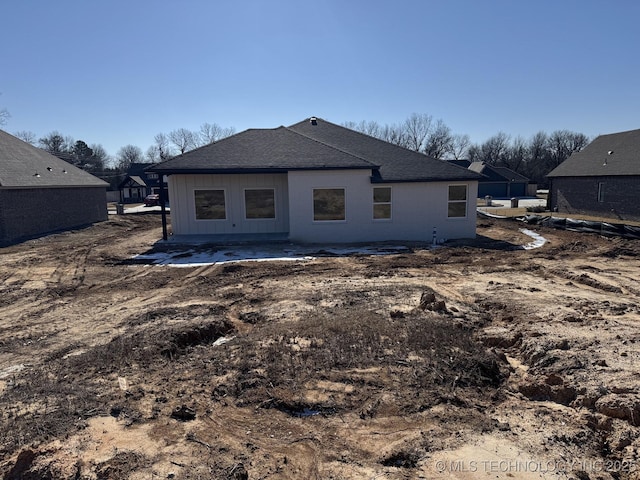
left=167, top=173, right=289, bottom=235
left=168, top=171, right=477, bottom=242
left=287, top=170, right=477, bottom=243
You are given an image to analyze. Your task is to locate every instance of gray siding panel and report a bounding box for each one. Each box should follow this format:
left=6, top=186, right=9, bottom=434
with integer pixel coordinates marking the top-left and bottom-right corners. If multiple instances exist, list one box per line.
left=0, top=187, right=107, bottom=246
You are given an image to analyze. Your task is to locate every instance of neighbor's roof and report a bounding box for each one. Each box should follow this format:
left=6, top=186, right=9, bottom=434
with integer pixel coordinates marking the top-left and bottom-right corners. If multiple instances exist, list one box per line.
left=469, top=161, right=529, bottom=183
left=150, top=126, right=376, bottom=174
left=128, top=175, right=147, bottom=186
left=150, top=118, right=480, bottom=182
left=548, top=128, right=640, bottom=177
left=0, top=130, right=108, bottom=188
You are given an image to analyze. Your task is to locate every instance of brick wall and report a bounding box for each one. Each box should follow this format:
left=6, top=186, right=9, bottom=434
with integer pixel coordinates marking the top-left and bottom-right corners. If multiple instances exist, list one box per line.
left=549, top=176, right=640, bottom=221
left=0, top=187, right=107, bottom=246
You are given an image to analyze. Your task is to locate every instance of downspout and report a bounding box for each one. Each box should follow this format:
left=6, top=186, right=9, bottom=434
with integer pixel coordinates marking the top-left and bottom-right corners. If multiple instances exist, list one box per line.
left=159, top=174, right=168, bottom=241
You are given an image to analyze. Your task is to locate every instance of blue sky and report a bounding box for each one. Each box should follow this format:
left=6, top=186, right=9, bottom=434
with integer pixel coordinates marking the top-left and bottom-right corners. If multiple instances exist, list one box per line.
left=1, top=0, right=639, bottom=160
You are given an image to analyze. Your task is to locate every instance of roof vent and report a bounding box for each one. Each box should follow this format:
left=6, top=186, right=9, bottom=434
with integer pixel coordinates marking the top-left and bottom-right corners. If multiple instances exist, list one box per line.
left=310, top=117, right=318, bottom=125
left=47, top=166, right=53, bottom=171
left=608, top=150, right=614, bottom=155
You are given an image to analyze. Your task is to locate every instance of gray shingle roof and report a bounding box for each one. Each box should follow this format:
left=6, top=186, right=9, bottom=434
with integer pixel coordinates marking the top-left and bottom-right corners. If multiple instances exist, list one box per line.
left=289, top=118, right=480, bottom=182
left=150, top=118, right=480, bottom=182
left=150, top=126, right=376, bottom=174
left=0, top=129, right=108, bottom=188
left=469, top=161, right=529, bottom=183
left=548, top=128, right=640, bottom=177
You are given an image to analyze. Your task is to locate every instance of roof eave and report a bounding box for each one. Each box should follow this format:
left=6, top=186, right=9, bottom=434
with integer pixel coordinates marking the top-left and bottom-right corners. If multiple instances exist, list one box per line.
left=148, top=165, right=375, bottom=175
left=371, top=176, right=481, bottom=183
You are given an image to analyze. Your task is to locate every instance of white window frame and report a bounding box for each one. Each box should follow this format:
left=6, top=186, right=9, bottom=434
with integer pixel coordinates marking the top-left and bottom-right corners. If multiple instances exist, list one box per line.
left=243, top=188, right=276, bottom=220
left=447, top=184, right=468, bottom=219
left=194, top=188, right=227, bottom=221
left=373, top=186, right=392, bottom=221
left=312, top=188, right=346, bottom=222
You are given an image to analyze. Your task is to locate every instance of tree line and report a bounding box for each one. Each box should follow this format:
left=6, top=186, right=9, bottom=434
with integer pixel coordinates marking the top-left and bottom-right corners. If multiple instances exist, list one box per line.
left=4, top=108, right=589, bottom=190
left=343, top=113, right=590, bottom=188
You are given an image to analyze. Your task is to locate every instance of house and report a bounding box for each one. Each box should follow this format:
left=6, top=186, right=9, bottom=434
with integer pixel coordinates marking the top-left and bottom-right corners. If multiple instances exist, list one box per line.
left=118, top=162, right=165, bottom=203
left=0, top=129, right=108, bottom=246
left=547, top=128, right=640, bottom=221
left=148, top=117, right=481, bottom=244
left=449, top=160, right=531, bottom=198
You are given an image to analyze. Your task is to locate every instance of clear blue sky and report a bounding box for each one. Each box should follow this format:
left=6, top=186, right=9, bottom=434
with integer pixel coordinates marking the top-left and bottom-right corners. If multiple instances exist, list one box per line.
left=2, top=0, right=639, bottom=161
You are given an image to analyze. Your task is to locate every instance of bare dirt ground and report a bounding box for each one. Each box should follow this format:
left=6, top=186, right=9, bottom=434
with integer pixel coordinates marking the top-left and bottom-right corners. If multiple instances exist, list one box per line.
left=1, top=213, right=639, bottom=479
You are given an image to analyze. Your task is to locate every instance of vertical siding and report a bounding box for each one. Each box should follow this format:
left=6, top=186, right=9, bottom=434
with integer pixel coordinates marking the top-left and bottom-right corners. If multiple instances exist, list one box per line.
left=168, top=173, right=289, bottom=235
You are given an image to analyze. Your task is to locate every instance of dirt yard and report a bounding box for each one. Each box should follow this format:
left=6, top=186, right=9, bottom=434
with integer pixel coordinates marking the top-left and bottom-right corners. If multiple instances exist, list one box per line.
left=1, top=213, right=639, bottom=479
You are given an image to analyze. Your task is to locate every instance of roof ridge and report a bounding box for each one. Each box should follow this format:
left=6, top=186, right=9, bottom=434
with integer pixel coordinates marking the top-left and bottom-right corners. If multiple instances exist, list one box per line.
left=293, top=117, right=441, bottom=161
left=284, top=125, right=379, bottom=169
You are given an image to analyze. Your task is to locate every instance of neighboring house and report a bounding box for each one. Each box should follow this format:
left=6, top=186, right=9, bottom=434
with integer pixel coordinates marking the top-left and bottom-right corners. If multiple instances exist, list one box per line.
left=450, top=160, right=530, bottom=198
left=148, top=117, right=481, bottom=244
left=0, top=129, right=108, bottom=246
left=547, top=128, right=640, bottom=221
left=118, top=162, right=165, bottom=203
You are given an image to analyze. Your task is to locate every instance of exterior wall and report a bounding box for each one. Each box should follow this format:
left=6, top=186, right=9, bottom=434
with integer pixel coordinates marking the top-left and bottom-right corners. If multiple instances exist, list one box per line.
left=121, top=186, right=146, bottom=202
left=478, top=182, right=527, bottom=198
left=168, top=173, right=289, bottom=235
left=287, top=170, right=477, bottom=243
left=549, top=176, right=640, bottom=221
left=0, top=186, right=107, bottom=246
left=106, top=190, right=121, bottom=203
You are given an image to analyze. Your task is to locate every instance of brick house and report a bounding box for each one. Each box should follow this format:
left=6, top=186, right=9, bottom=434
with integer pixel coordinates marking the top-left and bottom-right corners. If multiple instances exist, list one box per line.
left=547, top=128, right=640, bottom=221
left=0, top=129, right=108, bottom=246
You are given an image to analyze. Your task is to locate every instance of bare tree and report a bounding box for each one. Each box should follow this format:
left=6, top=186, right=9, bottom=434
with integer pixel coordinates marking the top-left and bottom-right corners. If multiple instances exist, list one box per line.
left=169, top=128, right=198, bottom=154
left=0, top=93, right=9, bottom=126
left=90, top=144, right=110, bottom=170
left=403, top=113, right=433, bottom=152
left=472, top=132, right=511, bottom=165
left=379, top=123, right=406, bottom=147
left=198, top=122, right=235, bottom=145
left=116, top=144, right=143, bottom=171
left=39, top=131, right=73, bottom=160
left=424, top=119, right=453, bottom=158
left=145, top=145, right=159, bottom=163
left=153, top=132, right=174, bottom=161
left=528, top=131, right=549, bottom=164
left=445, top=134, right=471, bottom=160
left=13, top=130, right=37, bottom=145
left=504, top=135, right=527, bottom=172
left=548, top=130, right=590, bottom=168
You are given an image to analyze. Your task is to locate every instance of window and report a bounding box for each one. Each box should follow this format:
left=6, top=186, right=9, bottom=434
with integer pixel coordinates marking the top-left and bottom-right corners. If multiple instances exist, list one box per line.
left=245, top=189, right=276, bottom=219
left=373, top=187, right=391, bottom=220
left=194, top=189, right=226, bottom=220
left=313, top=188, right=345, bottom=221
left=598, top=182, right=605, bottom=203
left=448, top=185, right=467, bottom=218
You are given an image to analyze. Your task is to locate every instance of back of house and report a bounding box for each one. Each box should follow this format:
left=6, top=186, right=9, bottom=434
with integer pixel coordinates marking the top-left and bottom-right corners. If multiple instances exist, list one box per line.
left=148, top=117, right=481, bottom=244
